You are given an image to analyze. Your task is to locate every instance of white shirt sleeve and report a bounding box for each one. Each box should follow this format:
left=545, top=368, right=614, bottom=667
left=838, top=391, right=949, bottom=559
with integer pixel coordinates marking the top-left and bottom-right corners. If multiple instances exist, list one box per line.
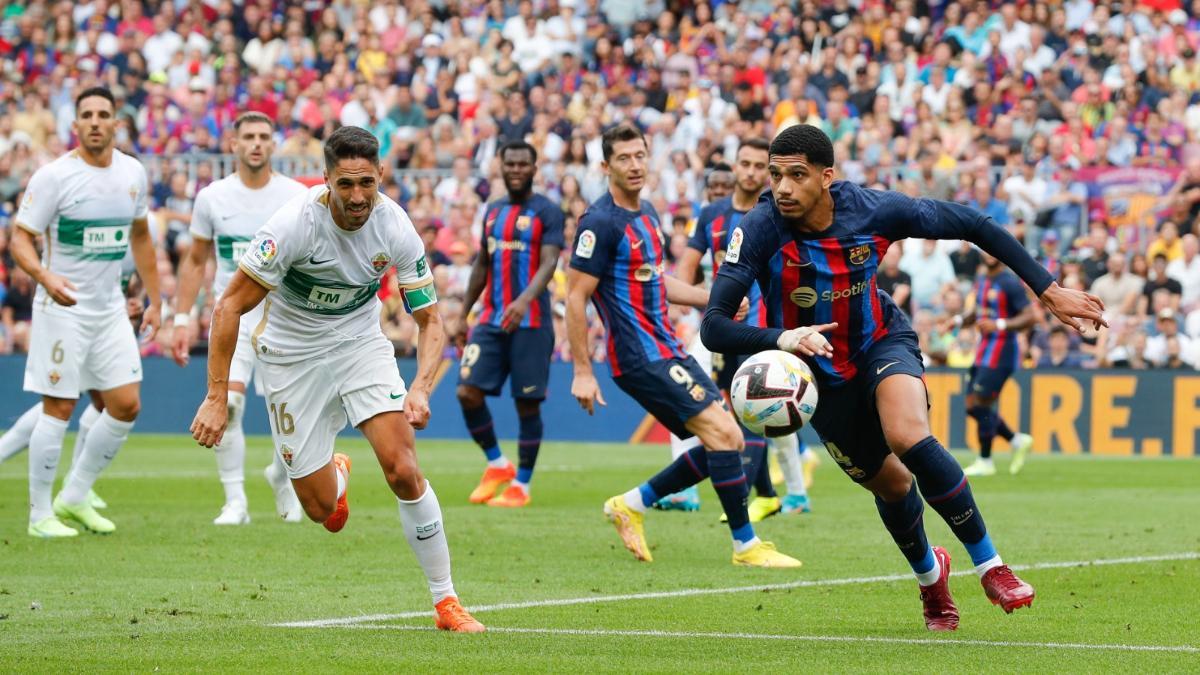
left=133, top=161, right=150, bottom=219
left=14, top=164, right=61, bottom=235
left=189, top=189, right=214, bottom=240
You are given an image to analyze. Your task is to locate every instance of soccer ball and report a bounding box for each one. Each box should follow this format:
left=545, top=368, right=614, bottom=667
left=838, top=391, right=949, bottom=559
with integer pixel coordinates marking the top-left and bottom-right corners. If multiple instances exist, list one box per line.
left=729, top=350, right=819, bottom=437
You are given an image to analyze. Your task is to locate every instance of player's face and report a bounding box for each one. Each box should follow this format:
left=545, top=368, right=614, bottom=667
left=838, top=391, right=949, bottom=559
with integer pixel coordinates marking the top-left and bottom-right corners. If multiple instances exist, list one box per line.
left=500, top=148, right=536, bottom=196
left=326, top=157, right=381, bottom=231
left=706, top=172, right=734, bottom=200
left=602, top=138, right=649, bottom=195
left=234, top=121, right=275, bottom=171
left=768, top=154, right=834, bottom=221
left=73, top=95, right=116, bottom=154
left=734, top=146, right=769, bottom=197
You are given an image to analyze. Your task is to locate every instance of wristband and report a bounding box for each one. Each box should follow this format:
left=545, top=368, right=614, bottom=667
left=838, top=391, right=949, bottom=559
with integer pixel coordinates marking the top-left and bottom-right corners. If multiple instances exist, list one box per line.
left=173, top=313, right=190, bottom=328
left=953, top=315, right=963, bottom=328
left=997, top=318, right=1008, bottom=332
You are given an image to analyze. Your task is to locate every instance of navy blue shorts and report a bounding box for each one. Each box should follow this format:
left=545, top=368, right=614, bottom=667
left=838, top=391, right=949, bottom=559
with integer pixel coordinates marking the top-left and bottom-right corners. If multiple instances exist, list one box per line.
left=809, top=331, right=926, bottom=484
left=711, top=351, right=748, bottom=392
left=458, top=324, right=554, bottom=399
left=968, top=365, right=1013, bottom=399
left=614, top=356, right=723, bottom=439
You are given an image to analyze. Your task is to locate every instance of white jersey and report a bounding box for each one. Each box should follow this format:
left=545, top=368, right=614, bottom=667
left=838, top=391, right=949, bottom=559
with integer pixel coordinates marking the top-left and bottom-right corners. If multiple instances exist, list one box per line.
left=15, top=149, right=149, bottom=320
left=189, top=172, right=308, bottom=298
left=238, top=186, right=435, bottom=365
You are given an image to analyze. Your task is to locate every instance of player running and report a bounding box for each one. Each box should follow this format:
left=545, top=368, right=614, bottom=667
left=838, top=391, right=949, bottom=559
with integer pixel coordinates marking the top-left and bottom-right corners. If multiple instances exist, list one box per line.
left=10, top=86, right=162, bottom=538
left=172, top=112, right=307, bottom=525
left=676, top=138, right=814, bottom=519
left=702, top=125, right=1105, bottom=628
left=949, top=252, right=1036, bottom=477
left=451, top=141, right=563, bottom=508
left=189, top=126, right=483, bottom=632
left=567, top=124, right=801, bottom=567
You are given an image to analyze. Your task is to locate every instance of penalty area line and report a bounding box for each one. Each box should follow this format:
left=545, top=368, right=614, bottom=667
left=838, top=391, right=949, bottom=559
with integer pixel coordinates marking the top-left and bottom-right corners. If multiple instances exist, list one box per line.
left=271, top=551, right=1200, bottom=629
left=345, top=624, right=1200, bottom=654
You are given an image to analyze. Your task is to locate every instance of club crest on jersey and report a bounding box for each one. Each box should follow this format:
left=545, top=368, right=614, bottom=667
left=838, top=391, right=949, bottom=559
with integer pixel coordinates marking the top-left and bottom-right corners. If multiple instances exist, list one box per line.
left=372, top=252, right=390, bottom=273
left=725, top=228, right=744, bottom=264
left=849, top=244, right=872, bottom=265
left=987, top=289, right=999, bottom=302
left=575, top=230, right=596, bottom=259
left=252, top=238, right=277, bottom=264
left=129, top=183, right=140, bottom=202
left=516, top=215, right=532, bottom=231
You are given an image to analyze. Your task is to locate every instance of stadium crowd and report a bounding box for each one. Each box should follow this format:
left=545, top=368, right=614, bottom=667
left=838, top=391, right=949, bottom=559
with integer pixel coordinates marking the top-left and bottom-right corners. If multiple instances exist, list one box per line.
left=2, top=0, right=1200, bottom=371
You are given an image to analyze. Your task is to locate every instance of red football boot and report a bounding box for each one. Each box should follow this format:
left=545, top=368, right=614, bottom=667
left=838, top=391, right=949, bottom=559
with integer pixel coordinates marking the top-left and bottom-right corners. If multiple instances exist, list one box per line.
left=981, top=564, right=1035, bottom=613
left=919, top=546, right=960, bottom=631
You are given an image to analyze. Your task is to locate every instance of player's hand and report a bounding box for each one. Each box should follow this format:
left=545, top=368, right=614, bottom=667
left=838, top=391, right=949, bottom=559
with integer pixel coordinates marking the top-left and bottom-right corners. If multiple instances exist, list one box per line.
left=141, top=303, right=161, bottom=342
left=777, top=323, right=837, bottom=358
left=1039, top=283, right=1107, bottom=332
left=975, top=318, right=997, bottom=334
left=448, top=320, right=468, bottom=350
left=404, top=388, right=431, bottom=430
left=571, top=372, right=606, bottom=415
left=40, top=271, right=78, bottom=306
left=734, top=298, right=750, bottom=321
left=171, top=321, right=191, bottom=367
left=500, top=298, right=530, bottom=332
left=190, top=394, right=228, bottom=448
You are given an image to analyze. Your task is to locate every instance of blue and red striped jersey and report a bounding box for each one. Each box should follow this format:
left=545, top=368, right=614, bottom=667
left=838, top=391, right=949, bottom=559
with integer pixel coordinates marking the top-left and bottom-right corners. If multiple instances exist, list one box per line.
left=971, top=271, right=1029, bottom=369
left=709, top=182, right=1054, bottom=387
left=569, top=194, right=687, bottom=376
left=689, top=198, right=767, bottom=328
left=477, top=193, right=565, bottom=330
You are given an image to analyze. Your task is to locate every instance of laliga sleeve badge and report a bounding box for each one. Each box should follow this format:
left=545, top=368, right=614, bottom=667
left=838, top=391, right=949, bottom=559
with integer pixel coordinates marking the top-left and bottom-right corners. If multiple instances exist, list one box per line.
left=575, top=230, right=596, bottom=259
left=725, top=227, right=744, bottom=264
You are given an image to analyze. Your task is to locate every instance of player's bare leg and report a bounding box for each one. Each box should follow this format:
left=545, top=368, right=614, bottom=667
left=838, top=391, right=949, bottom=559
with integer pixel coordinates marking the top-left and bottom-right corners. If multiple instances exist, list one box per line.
left=458, top=384, right=515, bottom=504
left=55, top=382, right=139, bottom=534
left=359, top=411, right=483, bottom=632
left=877, top=374, right=1034, bottom=618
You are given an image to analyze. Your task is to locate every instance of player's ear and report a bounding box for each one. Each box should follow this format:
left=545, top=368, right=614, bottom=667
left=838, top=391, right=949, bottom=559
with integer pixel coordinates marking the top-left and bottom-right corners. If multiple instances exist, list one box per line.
left=822, top=167, right=835, bottom=189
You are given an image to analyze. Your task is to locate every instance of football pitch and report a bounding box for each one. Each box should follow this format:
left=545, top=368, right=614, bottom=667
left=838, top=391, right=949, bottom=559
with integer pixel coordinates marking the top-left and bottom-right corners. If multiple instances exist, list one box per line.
left=0, top=434, right=1197, bottom=672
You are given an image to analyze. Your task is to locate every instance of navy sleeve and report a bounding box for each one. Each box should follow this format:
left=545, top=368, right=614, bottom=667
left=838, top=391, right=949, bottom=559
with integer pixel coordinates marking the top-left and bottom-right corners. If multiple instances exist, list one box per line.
left=875, top=191, right=1056, bottom=295
left=568, top=210, right=617, bottom=278
left=700, top=209, right=785, bottom=354
left=538, top=200, right=566, bottom=249
left=688, top=204, right=714, bottom=253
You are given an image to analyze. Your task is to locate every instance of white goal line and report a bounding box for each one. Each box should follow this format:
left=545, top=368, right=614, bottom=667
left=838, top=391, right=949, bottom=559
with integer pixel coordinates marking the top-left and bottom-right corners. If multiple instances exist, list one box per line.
left=272, top=551, right=1199, bottom=629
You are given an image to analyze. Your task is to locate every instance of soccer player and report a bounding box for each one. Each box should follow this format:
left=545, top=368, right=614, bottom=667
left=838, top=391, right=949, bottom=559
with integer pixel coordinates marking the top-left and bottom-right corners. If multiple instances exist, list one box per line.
left=172, top=112, right=308, bottom=525
left=677, top=138, right=813, bottom=518
left=566, top=124, right=800, bottom=567
left=949, top=252, right=1036, bottom=477
left=702, top=125, right=1105, bottom=628
left=451, top=141, right=563, bottom=508
left=10, top=86, right=162, bottom=538
left=189, top=126, right=483, bottom=632
left=0, top=396, right=109, bottom=510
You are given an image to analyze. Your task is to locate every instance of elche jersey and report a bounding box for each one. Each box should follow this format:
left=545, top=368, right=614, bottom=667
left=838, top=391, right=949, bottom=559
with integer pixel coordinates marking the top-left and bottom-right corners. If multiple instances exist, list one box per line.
left=15, top=149, right=149, bottom=320
left=689, top=197, right=767, bottom=328
left=238, top=186, right=434, bottom=364
left=970, top=270, right=1029, bottom=369
left=569, top=193, right=686, bottom=376
left=476, top=192, right=565, bottom=330
left=190, top=172, right=307, bottom=299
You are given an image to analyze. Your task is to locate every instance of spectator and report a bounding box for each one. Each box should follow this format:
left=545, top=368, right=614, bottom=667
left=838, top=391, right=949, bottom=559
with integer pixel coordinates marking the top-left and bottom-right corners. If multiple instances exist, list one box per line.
left=1139, top=254, right=1183, bottom=318
left=1146, top=220, right=1184, bottom=263
left=1037, top=325, right=1086, bottom=368
left=1167, top=234, right=1200, bottom=311
left=878, top=246, right=913, bottom=316
left=1090, top=252, right=1145, bottom=317
left=949, top=241, right=983, bottom=282
left=1144, top=309, right=1194, bottom=368
left=900, top=240, right=955, bottom=312
left=1, top=267, right=34, bottom=354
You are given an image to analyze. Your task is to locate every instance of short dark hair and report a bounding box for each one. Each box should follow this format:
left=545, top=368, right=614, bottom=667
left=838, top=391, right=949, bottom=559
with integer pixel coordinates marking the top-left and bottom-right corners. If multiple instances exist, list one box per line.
left=499, top=139, right=538, bottom=164
left=709, top=162, right=733, bottom=174
left=323, top=125, right=379, bottom=168
left=234, top=111, right=275, bottom=132
left=739, top=138, right=770, bottom=155
left=769, top=124, right=835, bottom=168
left=601, top=123, right=646, bottom=162
left=75, top=86, right=115, bottom=112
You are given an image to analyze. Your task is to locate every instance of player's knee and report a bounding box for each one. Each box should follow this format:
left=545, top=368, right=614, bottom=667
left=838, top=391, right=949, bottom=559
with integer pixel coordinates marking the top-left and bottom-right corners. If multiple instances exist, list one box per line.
left=515, top=399, right=540, bottom=418
left=882, top=413, right=930, bottom=455
left=866, top=459, right=913, bottom=502
left=301, top=497, right=335, bottom=523
left=42, top=398, right=75, bottom=421
left=107, top=397, right=140, bottom=422
left=703, top=416, right=744, bottom=451
left=383, top=454, right=424, bottom=500
left=456, top=385, right=484, bottom=409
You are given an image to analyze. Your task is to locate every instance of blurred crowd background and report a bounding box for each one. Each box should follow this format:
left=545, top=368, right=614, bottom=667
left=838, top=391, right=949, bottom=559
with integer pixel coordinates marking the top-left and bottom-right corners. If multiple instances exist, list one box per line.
left=2, top=0, right=1200, bottom=372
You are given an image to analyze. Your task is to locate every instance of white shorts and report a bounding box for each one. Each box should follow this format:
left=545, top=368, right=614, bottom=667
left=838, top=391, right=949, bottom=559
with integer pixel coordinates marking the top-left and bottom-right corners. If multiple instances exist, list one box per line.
left=257, top=333, right=407, bottom=479
left=24, top=308, right=142, bottom=398
left=229, top=302, right=264, bottom=392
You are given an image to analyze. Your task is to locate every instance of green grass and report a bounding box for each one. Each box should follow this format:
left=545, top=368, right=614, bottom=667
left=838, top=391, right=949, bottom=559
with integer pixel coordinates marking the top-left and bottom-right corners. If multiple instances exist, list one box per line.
left=0, top=434, right=1197, bottom=672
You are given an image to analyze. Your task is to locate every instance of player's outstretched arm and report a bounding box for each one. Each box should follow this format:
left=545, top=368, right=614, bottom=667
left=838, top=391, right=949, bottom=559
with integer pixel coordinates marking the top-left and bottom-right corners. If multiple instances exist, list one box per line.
left=172, top=237, right=214, bottom=366
left=565, top=268, right=605, bottom=415
left=406, top=304, right=445, bottom=430
left=10, top=225, right=77, bottom=306
left=501, top=242, right=562, bottom=332
left=191, top=270, right=267, bottom=448
left=129, top=216, right=162, bottom=340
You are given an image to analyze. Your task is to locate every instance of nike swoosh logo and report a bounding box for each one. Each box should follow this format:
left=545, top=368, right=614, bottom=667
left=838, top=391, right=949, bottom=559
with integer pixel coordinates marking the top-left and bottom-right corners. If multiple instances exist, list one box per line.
left=309, top=256, right=334, bottom=265
left=416, top=531, right=440, bottom=541
left=712, top=230, right=725, bottom=238
left=786, top=260, right=813, bottom=268
left=630, top=239, right=643, bottom=249
left=389, top=393, right=404, bottom=400
left=522, top=385, right=537, bottom=393
left=876, top=361, right=899, bottom=375
left=132, top=368, right=140, bottom=374
left=220, top=214, right=237, bottom=220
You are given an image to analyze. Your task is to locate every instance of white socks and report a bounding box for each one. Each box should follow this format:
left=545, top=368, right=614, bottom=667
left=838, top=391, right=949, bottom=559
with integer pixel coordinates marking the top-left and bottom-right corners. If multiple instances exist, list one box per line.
left=60, top=411, right=133, bottom=506
left=0, top=402, right=42, bottom=463
left=214, top=391, right=247, bottom=507
left=71, top=404, right=101, bottom=466
left=916, top=557, right=943, bottom=586
left=669, top=434, right=701, bottom=460
left=486, top=456, right=510, bottom=469
left=975, top=554, right=1004, bottom=578
left=397, top=481, right=456, bottom=604
left=771, top=434, right=807, bottom=497
left=622, top=486, right=648, bottom=513
left=28, top=414, right=69, bottom=523
left=335, top=462, right=347, bottom=500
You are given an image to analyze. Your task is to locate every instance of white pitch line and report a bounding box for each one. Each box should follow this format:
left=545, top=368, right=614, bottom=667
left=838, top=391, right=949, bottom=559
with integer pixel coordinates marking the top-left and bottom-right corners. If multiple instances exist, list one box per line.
left=344, top=625, right=1200, bottom=654
left=272, top=551, right=1200, bottom=629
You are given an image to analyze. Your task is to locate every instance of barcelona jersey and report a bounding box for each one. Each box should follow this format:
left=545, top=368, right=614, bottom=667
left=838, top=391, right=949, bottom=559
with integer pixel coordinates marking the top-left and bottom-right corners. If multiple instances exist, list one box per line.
left=477, top=193, right=565, bottom=330
left=970, top=271, right=1028, bottom=369
left=689, top=197, right=767, bottom=328
left=569, top=194, right=686, bottom=376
